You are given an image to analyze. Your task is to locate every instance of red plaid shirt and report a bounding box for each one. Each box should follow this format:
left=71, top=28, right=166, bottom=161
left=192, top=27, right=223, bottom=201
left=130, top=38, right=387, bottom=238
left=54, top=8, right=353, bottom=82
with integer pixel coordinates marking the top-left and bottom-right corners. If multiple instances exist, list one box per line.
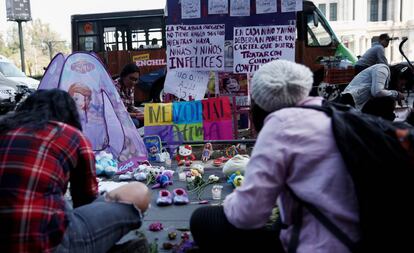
left=0, top=121, right=98, bottom=253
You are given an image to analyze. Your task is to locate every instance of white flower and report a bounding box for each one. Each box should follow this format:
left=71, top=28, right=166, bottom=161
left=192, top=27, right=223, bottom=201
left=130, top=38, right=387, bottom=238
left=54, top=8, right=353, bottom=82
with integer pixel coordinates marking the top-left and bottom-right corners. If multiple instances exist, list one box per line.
left=208, top=175, right=219, bottom=182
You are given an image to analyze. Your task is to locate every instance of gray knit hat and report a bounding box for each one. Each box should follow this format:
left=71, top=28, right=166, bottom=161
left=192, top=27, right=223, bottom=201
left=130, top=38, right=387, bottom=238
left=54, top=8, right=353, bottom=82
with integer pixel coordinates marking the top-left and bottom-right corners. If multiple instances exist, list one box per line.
left=251, top=60, right=313, bottom=112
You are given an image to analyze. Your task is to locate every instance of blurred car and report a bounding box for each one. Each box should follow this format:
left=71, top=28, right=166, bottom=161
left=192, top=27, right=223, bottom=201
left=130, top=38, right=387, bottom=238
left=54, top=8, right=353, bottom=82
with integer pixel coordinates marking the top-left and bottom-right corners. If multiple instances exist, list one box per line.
left=0, top=72, right=32, bottom=115
left=0, top=55, right=39, bottom=90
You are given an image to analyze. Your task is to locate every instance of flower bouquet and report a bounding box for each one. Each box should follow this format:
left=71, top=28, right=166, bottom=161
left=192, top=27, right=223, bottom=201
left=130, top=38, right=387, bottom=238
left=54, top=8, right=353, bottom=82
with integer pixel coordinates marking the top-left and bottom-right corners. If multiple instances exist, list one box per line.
left=187, top=174, right=220, bottom=200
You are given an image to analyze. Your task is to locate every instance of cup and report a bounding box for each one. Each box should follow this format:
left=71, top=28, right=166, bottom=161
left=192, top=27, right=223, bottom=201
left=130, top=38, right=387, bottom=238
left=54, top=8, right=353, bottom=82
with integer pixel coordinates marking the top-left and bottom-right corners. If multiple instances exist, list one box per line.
left=178, top=168, right=186, bottom=182
left=211, top=185, right=223, bottom=200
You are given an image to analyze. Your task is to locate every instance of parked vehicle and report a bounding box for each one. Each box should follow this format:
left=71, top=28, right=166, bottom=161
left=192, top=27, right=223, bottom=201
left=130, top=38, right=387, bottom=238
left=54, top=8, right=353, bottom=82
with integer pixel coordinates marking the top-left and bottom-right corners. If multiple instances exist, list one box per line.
left=0, top=55, right=40, bottom=90
left=71, top=1, right=356, bottom=104
left=0, top=72, right=33, bottom=115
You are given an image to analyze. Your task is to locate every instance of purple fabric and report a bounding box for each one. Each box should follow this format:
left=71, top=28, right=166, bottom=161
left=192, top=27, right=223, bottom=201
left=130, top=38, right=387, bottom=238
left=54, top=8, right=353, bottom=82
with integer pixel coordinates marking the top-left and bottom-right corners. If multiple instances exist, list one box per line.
left=223, top=97, right=360, bottom=253
left=39, top=52, right=147, bottom=162
left=38, top=54, right=66, bottom=90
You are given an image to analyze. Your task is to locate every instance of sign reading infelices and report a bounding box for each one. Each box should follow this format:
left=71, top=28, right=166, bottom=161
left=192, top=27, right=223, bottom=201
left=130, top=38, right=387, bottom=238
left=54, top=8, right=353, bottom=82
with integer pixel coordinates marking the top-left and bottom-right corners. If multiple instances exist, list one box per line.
left=6, top=0, right=32, bottom=21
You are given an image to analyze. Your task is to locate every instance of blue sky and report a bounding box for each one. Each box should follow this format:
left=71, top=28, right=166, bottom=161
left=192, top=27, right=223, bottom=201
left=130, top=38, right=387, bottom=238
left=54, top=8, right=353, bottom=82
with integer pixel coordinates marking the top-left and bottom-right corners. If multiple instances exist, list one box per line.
left=0, top=0, right=166, bottom=41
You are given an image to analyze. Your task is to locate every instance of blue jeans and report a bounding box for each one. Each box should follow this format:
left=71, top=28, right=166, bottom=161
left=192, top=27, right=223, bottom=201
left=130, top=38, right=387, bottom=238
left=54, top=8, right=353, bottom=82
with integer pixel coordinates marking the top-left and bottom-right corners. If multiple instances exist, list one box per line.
left=55, top=197, right=142, bottom=253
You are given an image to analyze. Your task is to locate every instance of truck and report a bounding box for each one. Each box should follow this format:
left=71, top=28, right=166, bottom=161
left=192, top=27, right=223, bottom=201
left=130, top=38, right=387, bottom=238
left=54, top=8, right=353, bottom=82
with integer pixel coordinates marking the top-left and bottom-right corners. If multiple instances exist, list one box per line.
left=71, top=1, right=357, bottom=104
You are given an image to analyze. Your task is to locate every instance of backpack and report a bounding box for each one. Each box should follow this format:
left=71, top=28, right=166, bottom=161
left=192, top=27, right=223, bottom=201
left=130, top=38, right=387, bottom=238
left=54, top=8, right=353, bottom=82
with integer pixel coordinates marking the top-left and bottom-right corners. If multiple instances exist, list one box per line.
left=288, top=102, right=414, bottom=253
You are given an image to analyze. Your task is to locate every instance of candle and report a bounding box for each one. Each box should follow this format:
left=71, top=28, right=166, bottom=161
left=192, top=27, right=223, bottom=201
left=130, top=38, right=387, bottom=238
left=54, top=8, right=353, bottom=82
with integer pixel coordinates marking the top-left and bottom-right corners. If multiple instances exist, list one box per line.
left=211, top=185, right=223, bottom=200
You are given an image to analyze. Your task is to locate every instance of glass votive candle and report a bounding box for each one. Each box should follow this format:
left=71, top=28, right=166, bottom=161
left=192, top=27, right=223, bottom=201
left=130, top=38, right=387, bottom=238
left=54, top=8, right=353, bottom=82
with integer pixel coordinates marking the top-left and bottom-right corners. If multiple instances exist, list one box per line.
left=211, top=185, right=223, bottom=200
left=178, top=169, right=187, bottom=182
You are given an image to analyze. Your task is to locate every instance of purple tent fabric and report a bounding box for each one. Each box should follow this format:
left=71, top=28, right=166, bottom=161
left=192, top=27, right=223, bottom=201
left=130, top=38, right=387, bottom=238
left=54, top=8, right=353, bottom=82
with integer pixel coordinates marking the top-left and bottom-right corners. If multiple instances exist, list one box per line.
left=39, top=52, right=148, bottom=162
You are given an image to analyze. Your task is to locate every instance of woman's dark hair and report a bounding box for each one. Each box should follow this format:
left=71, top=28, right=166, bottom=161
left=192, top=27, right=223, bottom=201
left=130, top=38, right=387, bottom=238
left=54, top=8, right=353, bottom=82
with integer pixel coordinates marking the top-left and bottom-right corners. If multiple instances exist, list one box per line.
left=120, top=63, right=140, bottom=79
left=250, top=99, right=271, bottom=133
left=0, top=89, right=82, bottom=133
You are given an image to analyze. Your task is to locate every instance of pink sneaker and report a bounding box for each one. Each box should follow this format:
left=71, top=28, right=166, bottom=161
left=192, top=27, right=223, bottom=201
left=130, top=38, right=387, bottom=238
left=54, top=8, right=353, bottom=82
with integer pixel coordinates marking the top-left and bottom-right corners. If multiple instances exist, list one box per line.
left=173, top=188, right=189, bottom=205
left=156, top=190, right=172, bottom=206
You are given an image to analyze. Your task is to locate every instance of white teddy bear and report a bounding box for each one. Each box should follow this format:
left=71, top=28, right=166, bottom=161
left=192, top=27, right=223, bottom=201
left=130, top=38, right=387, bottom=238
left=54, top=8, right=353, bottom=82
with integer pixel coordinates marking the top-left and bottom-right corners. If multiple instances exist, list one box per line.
left=95, top=151, right=118, bottom=177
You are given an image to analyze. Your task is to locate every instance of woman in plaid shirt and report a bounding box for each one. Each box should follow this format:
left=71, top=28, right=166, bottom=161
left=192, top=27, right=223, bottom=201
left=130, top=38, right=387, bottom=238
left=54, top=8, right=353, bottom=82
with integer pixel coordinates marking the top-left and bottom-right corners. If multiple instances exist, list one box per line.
left=0, top=89, right=150, bottom=253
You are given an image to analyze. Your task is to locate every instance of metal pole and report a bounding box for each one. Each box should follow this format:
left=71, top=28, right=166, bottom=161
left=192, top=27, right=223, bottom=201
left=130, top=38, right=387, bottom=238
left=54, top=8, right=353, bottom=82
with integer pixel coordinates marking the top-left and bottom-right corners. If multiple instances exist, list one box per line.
left=48, top=42, right=53, bottom=61
left=17, top=20, right=26, bottom=73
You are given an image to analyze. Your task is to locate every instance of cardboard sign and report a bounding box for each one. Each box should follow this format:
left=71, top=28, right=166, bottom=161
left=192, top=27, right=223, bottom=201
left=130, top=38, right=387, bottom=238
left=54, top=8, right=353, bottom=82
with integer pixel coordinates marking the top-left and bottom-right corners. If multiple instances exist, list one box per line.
left=233, top=25, right=296, bottom=73
left=144, top=103, right=173, bottom=126
left=164, top=70, right=210, bottom=101
left=166, top=24, right=225, bottom=71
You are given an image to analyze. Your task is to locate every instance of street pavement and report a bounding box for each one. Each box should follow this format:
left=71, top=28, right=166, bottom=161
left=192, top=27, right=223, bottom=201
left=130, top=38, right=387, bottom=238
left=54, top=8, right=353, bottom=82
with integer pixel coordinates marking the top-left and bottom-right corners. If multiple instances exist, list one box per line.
left=111, top=160, right=234, bottom=252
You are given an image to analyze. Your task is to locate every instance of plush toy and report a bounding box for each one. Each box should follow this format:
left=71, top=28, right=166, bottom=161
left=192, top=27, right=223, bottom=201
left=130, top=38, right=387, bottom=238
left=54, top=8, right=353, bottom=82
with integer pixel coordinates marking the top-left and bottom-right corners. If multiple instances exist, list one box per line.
left=175, top=145, right=196, bottom=166
left=201, top=143, right=213, bottom=163
left=190, top=163, right=204, bottom=175
left=222, top=154, right=250, bottom=176
left=95, top=151, right=118, bottom=177
left=227, top=171, right=244, bottom=188
left=152, top=170, right=174, bottom=189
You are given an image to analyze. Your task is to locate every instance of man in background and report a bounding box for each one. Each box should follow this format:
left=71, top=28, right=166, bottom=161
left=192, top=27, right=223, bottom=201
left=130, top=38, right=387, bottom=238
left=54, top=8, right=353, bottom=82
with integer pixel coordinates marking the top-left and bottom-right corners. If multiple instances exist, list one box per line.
left=354, top=33, right=393, bottom=74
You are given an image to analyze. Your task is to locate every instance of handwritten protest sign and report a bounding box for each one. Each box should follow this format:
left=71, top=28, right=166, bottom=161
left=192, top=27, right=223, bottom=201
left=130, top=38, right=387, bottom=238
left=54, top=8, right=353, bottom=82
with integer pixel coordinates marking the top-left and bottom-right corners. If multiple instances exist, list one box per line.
left=181, top=0, right=201, bottom=19
left=208, top=0, right=228, bottom=15
left=202, top=97, right=233, bottom=140
left=282, top=0, right=302, bottom=12
left=166, top=24, right=225, bottom=71
left=230, top=0, right=250, bottom=16
left=203, top=121, right=233, bottom=140
left=256, top=0, right=277, bottom=14
left=164, top=70, right=210, bottom=101
left=144, top=125, right=175, bottom=142
left=233, top=25, right=296, bottom=73
left=144, top=103, right=173, bottom=126
left=174, top=123, right=204, bottom=141
left=173, top=101, right=203, bottom=124
left=173, top=101, right=204, bottom=141
left=202, top=97, right=232, bottom=122
left=144, top=98, right=233, bottom=142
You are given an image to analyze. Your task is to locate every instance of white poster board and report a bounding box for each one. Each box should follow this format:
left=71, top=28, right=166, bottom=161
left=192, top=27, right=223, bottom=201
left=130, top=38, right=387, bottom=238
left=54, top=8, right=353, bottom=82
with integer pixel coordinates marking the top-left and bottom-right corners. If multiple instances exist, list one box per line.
left=166, top=24, right=225, bottom=71
left=233, top=25, right=296, bottom=73
left=181, top=0, right=201, bottom=19
left=230, top=0, right=250, bottom=16
left=208, top=0, right=228, bottom=14
left=164, top=70, right=210, bottom=101
left=256, top=0, right=277, bottom=14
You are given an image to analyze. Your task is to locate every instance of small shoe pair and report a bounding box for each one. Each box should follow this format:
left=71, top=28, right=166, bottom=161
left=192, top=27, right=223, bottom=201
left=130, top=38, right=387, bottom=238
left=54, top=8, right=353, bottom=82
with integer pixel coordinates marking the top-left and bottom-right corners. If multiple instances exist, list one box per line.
left=156, top=188, right=189, bottom=206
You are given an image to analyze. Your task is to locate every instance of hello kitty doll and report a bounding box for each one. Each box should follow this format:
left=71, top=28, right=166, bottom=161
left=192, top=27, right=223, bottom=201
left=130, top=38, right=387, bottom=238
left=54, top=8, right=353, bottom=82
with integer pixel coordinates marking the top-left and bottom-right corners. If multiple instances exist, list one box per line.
left=175, top=145, right=196, bottom=166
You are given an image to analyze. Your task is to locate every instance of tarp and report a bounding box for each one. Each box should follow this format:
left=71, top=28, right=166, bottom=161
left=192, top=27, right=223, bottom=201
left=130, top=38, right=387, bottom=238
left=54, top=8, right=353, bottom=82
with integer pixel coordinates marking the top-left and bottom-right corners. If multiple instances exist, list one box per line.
left=39, top=52, right=147, bottom=162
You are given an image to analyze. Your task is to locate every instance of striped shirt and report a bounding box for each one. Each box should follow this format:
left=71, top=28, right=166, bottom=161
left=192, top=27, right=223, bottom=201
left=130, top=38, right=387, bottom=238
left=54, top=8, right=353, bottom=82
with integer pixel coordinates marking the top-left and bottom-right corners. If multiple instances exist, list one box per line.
left=0, top=121, right=98, bottom=253
left=114, top=78, right=139, bottom=113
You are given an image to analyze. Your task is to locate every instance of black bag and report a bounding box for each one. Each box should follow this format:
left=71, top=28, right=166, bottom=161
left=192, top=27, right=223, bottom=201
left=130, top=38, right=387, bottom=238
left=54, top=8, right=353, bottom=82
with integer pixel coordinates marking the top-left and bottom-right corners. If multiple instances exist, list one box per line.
left=288, top=103, right=414, bottom=253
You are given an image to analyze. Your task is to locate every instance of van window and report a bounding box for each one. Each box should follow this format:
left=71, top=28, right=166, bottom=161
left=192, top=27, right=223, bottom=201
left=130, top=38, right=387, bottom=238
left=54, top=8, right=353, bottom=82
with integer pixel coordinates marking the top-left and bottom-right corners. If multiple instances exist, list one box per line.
left=0, top=62, right=26, bottom=78
left=306, top=13, right=333, bottom=47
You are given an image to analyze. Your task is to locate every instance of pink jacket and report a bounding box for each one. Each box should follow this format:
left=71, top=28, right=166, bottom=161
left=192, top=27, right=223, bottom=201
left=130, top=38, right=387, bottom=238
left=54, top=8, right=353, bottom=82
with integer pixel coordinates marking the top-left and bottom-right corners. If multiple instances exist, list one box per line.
left=224, top=97, right=360, bottom=253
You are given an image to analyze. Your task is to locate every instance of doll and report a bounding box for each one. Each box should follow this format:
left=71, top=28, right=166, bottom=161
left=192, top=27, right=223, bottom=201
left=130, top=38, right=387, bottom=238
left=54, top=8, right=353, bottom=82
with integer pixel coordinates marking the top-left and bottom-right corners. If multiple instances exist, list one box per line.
left=201, top=142, right=213, bottom=163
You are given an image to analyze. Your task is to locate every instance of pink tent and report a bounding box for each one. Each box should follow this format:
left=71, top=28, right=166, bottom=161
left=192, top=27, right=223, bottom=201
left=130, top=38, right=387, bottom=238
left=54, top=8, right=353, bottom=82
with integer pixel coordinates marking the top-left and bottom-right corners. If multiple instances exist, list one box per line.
left=39, top=52, right=147, bottom=162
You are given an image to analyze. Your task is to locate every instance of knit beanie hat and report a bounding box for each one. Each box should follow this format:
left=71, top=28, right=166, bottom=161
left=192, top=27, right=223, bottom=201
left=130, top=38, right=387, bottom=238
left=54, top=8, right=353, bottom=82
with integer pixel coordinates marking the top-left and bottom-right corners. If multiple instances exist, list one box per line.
left=251, top=60, right=313, bottom=112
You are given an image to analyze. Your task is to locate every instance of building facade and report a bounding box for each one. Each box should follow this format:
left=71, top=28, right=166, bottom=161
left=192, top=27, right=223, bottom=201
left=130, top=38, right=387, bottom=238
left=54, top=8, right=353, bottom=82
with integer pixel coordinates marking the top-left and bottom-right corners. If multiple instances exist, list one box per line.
left=312, top=0, right=414, bottom=64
